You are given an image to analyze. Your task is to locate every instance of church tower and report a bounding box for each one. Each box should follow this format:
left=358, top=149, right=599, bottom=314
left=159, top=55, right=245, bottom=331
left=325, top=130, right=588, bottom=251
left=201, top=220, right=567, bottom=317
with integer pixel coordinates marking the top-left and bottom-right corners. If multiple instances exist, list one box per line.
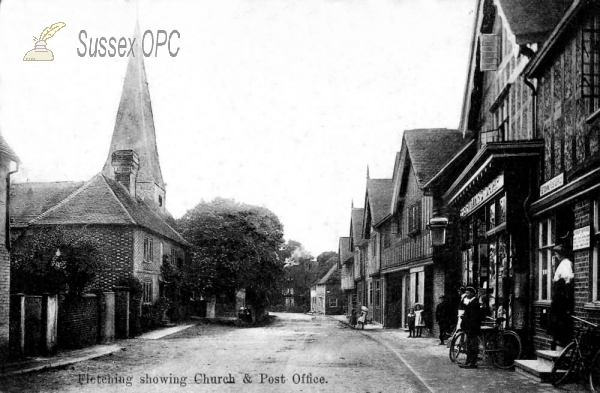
left=102, top=25, right=166, bottom=215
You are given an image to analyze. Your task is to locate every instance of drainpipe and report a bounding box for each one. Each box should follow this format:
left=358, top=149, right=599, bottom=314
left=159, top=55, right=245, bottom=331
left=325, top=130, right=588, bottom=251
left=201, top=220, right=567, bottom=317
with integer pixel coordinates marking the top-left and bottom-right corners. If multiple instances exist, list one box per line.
left=6, top=161, right=19, bottom=251
left=523, top=74, right=537, bottom=355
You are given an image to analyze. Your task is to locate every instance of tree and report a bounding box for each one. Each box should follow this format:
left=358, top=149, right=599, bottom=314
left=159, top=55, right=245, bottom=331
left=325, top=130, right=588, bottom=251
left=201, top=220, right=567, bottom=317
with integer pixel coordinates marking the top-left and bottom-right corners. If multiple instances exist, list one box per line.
left=11, top=226, right=105, bottom=295
left=176, top=198, right=286, bottom=313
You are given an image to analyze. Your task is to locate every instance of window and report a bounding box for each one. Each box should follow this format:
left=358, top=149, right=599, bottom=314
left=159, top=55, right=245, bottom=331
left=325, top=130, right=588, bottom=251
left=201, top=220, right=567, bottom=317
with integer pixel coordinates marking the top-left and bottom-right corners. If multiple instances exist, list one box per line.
left=143, top=237, right=154, bottom=261
left=285, top=287, right=294, bottom=296
left=158, top=195, right=163, bottom=207
left=286, top=297, right=295, bottom=307
left=368, top=282, right=373, bottom=305
left=142, top=280, right=153, bottom=303
left=375, top=280, right=381, bottom=307
left=329, top=298, right=338, bottom=308
left=593, top=198, right=600, bottom=302
left=538, top=217, right=555, bottom=301
left=480, top=34, right=499, bottom=71
left=408, top=202, right=421, bottom=234
left=583, top=11, right=600, bottom=114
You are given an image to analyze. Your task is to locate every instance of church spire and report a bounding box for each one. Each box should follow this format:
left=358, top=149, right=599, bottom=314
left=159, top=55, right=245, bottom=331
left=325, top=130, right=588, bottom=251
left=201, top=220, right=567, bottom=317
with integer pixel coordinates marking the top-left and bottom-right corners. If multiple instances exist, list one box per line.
left=102, top=23, right=166, bottom=213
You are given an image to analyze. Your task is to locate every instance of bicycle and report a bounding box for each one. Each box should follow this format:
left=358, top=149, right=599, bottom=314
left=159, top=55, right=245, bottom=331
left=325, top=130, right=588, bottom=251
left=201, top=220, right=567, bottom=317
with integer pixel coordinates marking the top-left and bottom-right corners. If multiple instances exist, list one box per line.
left=550, top=315, right=600, bottom=390
left=449, top=316, right=522, bottom=369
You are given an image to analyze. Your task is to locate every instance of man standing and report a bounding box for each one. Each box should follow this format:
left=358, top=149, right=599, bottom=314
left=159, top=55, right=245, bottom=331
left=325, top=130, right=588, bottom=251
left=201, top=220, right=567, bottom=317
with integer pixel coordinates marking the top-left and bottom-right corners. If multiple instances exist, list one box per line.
left=459, top=287, right=481, bottom=369
left=435, top=295, right=452, bottom=345
left=548, top=245, right=574, bottom=349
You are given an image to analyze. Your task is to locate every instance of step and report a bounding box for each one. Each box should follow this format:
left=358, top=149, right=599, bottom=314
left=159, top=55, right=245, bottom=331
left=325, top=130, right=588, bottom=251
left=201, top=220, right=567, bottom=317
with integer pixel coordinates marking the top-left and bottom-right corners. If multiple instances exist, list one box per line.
left=514, top=359, right=563, bottom=383
left=535, top=349, right=562, bottom=368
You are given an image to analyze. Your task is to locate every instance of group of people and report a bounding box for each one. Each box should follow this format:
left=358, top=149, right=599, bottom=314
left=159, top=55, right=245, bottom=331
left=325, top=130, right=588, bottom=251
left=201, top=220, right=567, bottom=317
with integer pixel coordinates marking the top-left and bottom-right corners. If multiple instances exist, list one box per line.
left=448, top=244, right=574, bottom=369
left=406, top=304, right=426, bottom=337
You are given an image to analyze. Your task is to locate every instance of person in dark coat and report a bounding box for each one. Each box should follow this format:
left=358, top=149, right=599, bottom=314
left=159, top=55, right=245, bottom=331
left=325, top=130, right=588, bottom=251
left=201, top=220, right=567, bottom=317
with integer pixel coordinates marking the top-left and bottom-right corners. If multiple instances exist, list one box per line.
left=459, top=287, right=481, bottom=368
left=435, top=295, right=452, bottom=345
left=547, top=245, right=574, bottom=348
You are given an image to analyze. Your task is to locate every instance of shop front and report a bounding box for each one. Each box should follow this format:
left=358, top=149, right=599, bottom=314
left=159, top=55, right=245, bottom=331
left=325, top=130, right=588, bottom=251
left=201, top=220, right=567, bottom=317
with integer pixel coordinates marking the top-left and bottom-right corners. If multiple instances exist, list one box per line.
left=444, top=142, right=543, bottom=336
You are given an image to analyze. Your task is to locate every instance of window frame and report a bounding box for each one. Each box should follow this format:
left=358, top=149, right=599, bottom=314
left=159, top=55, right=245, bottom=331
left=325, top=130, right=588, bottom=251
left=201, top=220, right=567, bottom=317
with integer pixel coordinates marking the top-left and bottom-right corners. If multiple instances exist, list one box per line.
left=142, top=280, right=153, bottom=304
left=328, top=298, right=338, bottom=308
left=537, top=217, right=555, bottom=301
left=143, top=237, right=154, bottom=262
left=592, top=198, right=600, bottom=303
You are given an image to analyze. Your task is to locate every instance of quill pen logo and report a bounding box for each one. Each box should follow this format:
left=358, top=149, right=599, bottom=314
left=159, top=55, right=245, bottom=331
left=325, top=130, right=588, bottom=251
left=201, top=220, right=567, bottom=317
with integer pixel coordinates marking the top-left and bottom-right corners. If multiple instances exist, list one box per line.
left=23, top=22, right=66, bottom=61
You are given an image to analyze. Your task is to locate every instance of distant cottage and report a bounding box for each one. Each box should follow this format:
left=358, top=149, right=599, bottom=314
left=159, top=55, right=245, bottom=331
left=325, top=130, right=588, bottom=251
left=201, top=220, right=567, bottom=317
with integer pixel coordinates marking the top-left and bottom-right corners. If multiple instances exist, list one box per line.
left=10, top=29, right=189, bottom=304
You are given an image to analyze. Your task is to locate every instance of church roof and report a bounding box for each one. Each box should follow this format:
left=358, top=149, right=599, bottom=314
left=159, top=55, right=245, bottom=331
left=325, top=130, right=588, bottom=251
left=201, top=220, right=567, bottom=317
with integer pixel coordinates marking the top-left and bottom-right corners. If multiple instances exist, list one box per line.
left=101, top=26, right=164, bottom=190
left=11, top=174, right=189, bottom=246
left=10, top=181, right=85, bottom=227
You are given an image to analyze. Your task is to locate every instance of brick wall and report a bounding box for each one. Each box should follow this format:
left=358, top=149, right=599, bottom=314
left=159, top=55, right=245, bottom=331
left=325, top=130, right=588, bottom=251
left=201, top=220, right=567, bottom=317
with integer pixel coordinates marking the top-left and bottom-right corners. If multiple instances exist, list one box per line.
left=58, top=294, right=99, bottom=349
left=89, top=226, right=134, bottom=291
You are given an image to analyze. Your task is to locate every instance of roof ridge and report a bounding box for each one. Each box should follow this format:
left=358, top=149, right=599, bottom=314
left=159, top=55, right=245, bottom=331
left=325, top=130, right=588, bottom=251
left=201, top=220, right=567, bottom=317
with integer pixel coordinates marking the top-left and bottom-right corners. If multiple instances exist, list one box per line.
left=99, top=174, right=137, bottom=224
left=30, top=175, right=101, bottom=224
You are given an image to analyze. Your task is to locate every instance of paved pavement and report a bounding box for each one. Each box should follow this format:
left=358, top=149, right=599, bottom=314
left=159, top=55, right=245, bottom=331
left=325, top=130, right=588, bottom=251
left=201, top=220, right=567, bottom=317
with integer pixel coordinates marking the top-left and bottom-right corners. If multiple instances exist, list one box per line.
left=330, top=314, right=582, bottom=393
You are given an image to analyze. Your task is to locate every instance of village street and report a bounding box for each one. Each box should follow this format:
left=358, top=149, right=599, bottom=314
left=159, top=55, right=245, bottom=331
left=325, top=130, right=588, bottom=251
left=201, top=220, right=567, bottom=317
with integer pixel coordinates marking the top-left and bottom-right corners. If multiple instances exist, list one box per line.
left=0, top=313, right=575, bottom=393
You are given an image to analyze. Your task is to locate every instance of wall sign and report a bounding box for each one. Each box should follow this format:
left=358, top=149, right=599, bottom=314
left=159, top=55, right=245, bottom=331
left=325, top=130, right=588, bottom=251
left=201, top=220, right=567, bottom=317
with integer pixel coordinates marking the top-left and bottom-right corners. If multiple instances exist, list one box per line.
left=540, top=173, right=564, bottom=197
left=573, top=226, right=590, bottom=250
left=460, top=175, right=504, bottom=218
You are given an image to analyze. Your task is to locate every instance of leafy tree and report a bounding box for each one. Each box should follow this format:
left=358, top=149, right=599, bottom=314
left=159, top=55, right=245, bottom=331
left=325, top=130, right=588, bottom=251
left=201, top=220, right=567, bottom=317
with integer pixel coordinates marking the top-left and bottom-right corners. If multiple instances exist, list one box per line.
left=176, top=198, right=286, bottom=313
left=11, top=226, right=105, bottom=295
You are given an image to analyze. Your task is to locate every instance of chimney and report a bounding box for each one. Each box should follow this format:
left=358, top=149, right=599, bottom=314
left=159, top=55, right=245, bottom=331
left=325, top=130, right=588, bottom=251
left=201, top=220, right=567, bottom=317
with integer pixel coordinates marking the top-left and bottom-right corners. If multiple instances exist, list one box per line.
left=111, top=150, right=139, bottom=196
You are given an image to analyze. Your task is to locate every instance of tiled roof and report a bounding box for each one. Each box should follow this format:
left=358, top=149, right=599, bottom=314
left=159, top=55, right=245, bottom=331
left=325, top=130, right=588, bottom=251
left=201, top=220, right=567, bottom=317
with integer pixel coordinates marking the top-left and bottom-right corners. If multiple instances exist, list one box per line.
left=318, top=263, right=340, bottom=285
left=351, top=208, right=364, bottom=243
left=366, top=179, right=393, bottom=226
left=338, top=237, right=352, bottom=263
left=11, top=174, right=188, bottom=246
left=498, top=0, right=573, bottom=44
left=403, top=129, right=469, bottom=188
left=11, top=181, right=85, bottom=227
left=0, top=134, right=19, bottom=163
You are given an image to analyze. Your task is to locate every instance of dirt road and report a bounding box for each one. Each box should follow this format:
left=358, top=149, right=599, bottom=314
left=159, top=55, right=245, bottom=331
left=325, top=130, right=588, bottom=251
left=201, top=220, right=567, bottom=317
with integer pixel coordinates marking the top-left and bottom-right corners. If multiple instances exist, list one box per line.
left=1, top=313, right=426, bottom=393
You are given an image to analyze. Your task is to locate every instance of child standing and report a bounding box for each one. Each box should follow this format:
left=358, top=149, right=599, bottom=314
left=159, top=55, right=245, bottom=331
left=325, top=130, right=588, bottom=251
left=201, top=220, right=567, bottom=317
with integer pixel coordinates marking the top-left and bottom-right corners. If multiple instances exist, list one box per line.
left=414, top=304, right=425, bottom=337
left=407, top=308, right=416, bottom=338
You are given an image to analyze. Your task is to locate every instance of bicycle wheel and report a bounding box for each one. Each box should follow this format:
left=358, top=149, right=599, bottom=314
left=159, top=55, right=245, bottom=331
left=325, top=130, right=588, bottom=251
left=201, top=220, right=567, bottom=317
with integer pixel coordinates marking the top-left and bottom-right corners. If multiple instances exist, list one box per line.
left=449, top=332, right=467, bottom=364
left=551, top=342, right=577, bottom=387
left=491, top=331, right=522, bottom=369
left=590, top=349, right=600, bottom=392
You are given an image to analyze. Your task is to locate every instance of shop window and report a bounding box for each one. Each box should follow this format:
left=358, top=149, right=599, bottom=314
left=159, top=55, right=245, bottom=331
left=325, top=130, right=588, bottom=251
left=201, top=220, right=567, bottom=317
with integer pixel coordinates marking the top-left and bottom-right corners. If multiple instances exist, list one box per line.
left=488, top=202, right=496, bottom=229
left=497, top=194, right=507, bottom=225
left=538, top=217, right=555, bottom=301
left=462, top=248, right=475, bottom=286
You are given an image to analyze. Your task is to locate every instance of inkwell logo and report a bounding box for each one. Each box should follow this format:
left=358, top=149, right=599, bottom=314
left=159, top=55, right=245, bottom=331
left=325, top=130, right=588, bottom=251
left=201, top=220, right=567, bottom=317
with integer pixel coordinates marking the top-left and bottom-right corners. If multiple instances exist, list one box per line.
left=23, top=22, right=66, bottom=61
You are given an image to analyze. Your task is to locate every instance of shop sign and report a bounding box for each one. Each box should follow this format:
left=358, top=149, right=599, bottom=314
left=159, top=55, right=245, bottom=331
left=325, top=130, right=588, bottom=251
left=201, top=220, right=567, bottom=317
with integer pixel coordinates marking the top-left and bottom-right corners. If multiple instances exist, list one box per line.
left=573, top=226, right=590, bottom=250
left=460, top=175, right=504, bottom=218
left=540, top=173, right=564, bottom=197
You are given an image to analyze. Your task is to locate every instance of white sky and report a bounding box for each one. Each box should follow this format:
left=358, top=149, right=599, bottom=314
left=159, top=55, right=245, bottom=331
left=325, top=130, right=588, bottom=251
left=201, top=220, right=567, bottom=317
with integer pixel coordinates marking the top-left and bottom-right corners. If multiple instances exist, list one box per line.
left=0, top=0, right=475, bottom=256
